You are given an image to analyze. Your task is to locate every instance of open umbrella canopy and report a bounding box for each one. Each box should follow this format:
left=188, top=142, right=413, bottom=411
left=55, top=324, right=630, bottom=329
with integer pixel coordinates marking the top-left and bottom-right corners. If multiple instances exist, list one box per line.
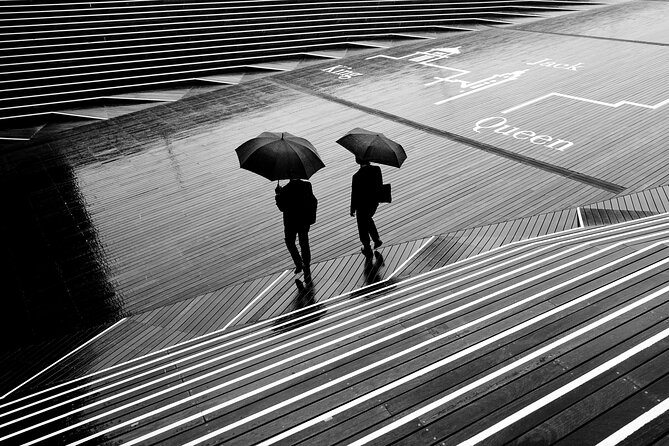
left=336, top=128, right=407, bottom=168
left=235, top=131, right=325, bottom=181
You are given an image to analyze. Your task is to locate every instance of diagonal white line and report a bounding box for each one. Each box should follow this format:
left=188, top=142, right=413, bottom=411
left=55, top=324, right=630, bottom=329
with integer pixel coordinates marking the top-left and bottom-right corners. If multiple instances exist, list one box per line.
left=595, top=396, right=669, bottom=446
left=223, top=270, right=289, bottom=330
left=258, top=259, right=669, bottom=446
left=346, top=284, right=669, bottom=446
left=105, top=242, right=669, bottom=446
left=3, top=216, right=669, bottom=431
left=503, top=92, right=669, bottom=114
left=20, top=232, right=610, bottom=445
left=386, top=236, right=436, bottom=280
left=458, top=326, right=669, bottom=446
left=0, top=318, right=126, bottom=400
left=2, top=213, right=667, bottom=429
left=5, top=211, right=664, bottom=413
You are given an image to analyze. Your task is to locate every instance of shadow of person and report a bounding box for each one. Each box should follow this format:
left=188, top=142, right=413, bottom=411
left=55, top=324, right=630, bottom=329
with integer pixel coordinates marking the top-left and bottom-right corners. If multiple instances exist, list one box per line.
left=273, top=276, right=325, bottom=333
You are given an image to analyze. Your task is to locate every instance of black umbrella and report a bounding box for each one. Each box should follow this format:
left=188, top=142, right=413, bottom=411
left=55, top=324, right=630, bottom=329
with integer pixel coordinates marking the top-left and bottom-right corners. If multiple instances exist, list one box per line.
left=336, top=128, right=407, bottom=168
left=235, top=131, right=325, bottom=181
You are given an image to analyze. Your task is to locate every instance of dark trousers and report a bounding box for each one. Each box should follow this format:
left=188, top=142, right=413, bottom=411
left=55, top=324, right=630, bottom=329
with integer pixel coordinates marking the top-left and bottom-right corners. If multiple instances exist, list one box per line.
left=285, top=224, right=311, bottom=267
left=356, top=206, right=380, bottom=248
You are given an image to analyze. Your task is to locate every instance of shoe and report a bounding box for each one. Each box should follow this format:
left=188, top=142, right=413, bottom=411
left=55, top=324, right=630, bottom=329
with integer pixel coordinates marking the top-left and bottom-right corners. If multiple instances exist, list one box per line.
left=373, top=240, right=383, bottom=250
left=361, top=246, right=373, bottom=257
left=294, top=264, right=303, bottom=274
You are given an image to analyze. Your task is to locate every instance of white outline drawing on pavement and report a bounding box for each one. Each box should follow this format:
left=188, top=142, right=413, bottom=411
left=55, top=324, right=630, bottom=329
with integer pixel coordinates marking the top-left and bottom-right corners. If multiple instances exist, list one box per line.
left=427, top=69, right=527, bottom=104
left=366, top=47, right=527, bottom=105
left=503, top=92, right=669, bottom=114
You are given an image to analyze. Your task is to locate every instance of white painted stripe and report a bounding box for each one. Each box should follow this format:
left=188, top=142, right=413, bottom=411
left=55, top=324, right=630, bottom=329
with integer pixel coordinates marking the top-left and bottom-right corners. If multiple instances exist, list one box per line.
left=0, top=318, right=126, bottom=400
left=19, top=230, right=618, bottom=443
left=0, top=13, right=519, bottom=37
left=458, top=327, right=669, bottom=446
left=2, top=211, right=665, bottom=415
left=16, top=230, right=664, bottom=440
left=345, top=286, right=669, bottom=446
left=105, top=244, right=669, bottom=446
left=52, top=111, right=107, bottom=120
left=502, top=92, right=669, bottom=114
left=3, top=214, right=668, bottom=417
left=223, top=270, right=289, bottom=330
left=596, top=397, right=669, bottom=446
left=577, top=206, right=584, bottom=228
left=1, top=211, right=664, bottom=422
left=386, top=236, right=436, bottom=280
left=260, top=259, right=669, bottom=446
left=0, top=136, right=31, bottom=141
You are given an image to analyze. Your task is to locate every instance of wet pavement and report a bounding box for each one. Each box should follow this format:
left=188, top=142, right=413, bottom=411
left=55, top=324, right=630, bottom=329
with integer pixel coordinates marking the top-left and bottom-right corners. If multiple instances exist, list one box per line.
left=1, top=0, right=668, bottom=398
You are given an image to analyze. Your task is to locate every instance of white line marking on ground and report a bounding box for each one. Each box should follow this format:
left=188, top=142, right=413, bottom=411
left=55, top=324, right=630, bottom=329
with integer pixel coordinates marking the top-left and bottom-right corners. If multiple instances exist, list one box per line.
left=118, top=244, right=669, bottom=446
left=259, top=260, right=669, bottom=446
left=386, top=236, right=436, bottom=280
left=223, top=270, right=289, bottom=330
left=596, top=396, right=669, bottom=446
left=502, top=92, right=669, bottom=114
left=577, top=206, right=584, bottom=228
left=3, top=213, right=667, bottom=427
left=458, top=327, right=669, bottom=446
left=19, top=231, right=652, bottom=440
left=0, top=318, right=126, bottom=400
left=3, top=215, right=668, bottom=423
left=25, top=231, right=615, bottom=445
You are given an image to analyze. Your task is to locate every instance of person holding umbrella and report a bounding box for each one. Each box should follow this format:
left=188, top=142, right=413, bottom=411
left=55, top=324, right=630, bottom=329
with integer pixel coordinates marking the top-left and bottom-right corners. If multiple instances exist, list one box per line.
left=350, top=157, right=383, bottom=257
left=236, top=131, right=323, bottom=274
left=275, top=178, right=317, bottom=274
left=337, top=128, right=406, bottom=258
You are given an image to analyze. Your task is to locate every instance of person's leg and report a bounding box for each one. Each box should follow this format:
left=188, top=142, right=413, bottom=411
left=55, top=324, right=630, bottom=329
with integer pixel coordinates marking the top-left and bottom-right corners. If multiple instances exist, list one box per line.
left=368, top=205, right=382, bottom=248
left=368, top=217, right=380, bottom=247
left=356, top=211, right=373, bottom=256
left=356, top=212, right=371, bottom=247
left=298, top=226, right=311, bottom=267
left=284, top=226, right=303, bottom=272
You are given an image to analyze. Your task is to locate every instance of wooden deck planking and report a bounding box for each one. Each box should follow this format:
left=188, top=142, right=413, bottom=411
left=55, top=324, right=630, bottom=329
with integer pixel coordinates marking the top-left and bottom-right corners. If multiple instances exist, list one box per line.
left=6, top=74, right=621, bottom=329
left=3, top=2, right=669, bottom=442
left=204, top=247, right=669, bottom=446
left=375, top=268, right=669, bottom=445
left=3, top=213, right=661, bottom=442
left=553, top=350, right=669, bottom=446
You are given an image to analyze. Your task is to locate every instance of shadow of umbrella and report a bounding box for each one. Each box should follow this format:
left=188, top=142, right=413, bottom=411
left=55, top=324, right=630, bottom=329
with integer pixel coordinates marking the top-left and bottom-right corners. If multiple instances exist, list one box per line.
left=273, top=277, right=326, bottom=333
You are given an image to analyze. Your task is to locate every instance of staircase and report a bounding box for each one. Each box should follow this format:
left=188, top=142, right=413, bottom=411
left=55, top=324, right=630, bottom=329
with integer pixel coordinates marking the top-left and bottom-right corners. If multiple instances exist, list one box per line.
left=0, top=0, right=599, bottom=121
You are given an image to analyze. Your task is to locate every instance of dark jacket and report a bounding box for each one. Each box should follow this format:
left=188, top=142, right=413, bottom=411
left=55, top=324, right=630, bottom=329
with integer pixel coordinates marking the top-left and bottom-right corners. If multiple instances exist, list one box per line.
left=275, top=179, right=317, bottom=227
left=351, top=164, right=382, bottom=212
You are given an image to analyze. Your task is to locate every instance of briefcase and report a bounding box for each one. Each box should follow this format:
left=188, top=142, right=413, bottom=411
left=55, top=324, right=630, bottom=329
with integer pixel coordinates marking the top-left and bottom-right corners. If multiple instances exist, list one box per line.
left=378, top=183, right=392, bottom=203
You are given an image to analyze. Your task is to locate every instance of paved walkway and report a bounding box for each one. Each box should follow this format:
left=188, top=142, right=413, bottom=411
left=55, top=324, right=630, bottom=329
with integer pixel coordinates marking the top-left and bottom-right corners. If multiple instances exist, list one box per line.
left=1, top=3, right=669, bottom=441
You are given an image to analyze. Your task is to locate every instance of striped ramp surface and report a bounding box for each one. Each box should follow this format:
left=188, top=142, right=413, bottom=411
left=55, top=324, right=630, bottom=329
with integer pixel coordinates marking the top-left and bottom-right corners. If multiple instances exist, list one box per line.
left=2, top=212, right=669, bottom=445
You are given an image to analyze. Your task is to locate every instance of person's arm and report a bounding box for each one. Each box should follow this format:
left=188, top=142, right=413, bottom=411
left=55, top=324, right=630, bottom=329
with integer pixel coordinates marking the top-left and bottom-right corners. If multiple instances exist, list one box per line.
left=275, top=185, right=285, bottom=211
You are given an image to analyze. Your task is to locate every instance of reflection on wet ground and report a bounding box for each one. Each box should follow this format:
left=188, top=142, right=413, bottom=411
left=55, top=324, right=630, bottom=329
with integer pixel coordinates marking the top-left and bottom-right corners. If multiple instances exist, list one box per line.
left=273, top=277, right=326, bottom=333
left=3, top=0, right=669, bottom=399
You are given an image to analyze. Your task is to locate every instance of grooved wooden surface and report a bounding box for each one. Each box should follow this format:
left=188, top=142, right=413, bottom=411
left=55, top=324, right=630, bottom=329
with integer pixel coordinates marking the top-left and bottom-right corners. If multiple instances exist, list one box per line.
left=2, top=2, right=669, bottom=443
left=3, top=213, right=669, bottom=445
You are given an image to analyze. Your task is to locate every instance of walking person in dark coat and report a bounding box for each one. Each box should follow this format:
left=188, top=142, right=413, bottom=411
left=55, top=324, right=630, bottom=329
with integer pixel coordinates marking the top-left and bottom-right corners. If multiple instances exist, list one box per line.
left=276, top=179, right=317, bottom=274
left=350, top=158, right=383, bottom=257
